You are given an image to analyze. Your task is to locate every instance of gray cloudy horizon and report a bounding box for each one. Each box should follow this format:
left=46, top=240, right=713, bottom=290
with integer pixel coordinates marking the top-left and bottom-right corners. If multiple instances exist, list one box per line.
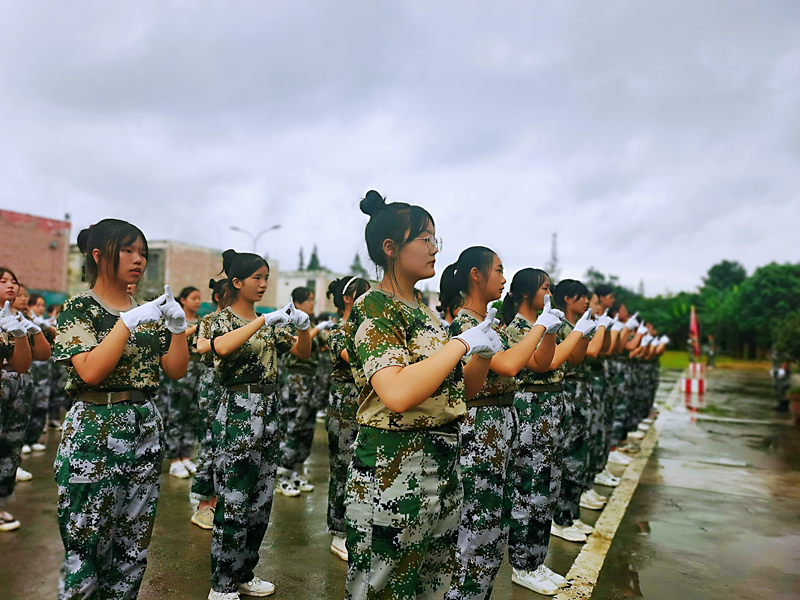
left=1, top=1, right=798, bottom=296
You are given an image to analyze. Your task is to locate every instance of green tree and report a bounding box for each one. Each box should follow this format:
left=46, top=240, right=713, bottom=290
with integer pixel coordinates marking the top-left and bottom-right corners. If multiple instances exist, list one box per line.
left=307, top=245, right=323, bottom=271
left=703, top=260, right=747, bottom=291
left=736, top=262, right=800, bottom=349
left=349, top=253, right=369, bottom=278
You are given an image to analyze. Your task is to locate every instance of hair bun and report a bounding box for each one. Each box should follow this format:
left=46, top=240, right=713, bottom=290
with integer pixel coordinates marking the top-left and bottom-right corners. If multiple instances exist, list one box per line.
left=360, top=190, right=387, bottom=216
left=76, top=227, right=93, bottom=255
left=208, top=278, right=217, bottom=290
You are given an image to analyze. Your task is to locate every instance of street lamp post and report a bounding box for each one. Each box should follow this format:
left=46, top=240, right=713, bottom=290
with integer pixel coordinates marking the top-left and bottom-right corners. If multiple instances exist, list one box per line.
left=230, top=224, right=282, bottom=254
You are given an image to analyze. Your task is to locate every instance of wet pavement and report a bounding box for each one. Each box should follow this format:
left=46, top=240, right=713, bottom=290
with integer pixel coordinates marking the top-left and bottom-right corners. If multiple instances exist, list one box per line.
left=1, top=367, right=798, bottom=599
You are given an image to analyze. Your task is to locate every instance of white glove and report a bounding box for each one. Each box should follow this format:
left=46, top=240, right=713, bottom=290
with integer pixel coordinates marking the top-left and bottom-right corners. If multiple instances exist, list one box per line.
left=285, top=300, right=311, bottom=331
left=626, top=312, right=640, bottom=331
left=32, top=314, right=52, bottom=330
left=770, top=368, right=776, bottom=377
left=455, top=308, right=504, bottom=358
left=18, top=314, right=41, bottom=335
left=595, top=309, right=613, bottom=329
left=641, top=333, right=654, bottom=346
left=120, top=292, right=167, bottom=333
left=534, top=295, right=562, bottom=334
left=660, top=335, right=670, bottom=345
left=778, top=368, right=786, bottom=378
left=159, top=285, right=188, bottom=334
left=637, top=324, right=649, bottom=336
left=573, top=309, right=596, bottom=338
left=440, top=317, right=451, bottom=330
left=0, top=302, right=27, bottom=337
left=548, top=298, right=565, bottom=320
left=650, top=335, right=661, bottom=346
left=263, top=309, right=290, bottom=327
left=611, top=315, right=625, bottom=332
left=316, top=319, right=335, bottom=332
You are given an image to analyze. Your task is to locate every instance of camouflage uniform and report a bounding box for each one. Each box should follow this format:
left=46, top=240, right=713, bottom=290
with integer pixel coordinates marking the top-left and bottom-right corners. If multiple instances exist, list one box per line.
left=446, top=310, right=519, bottom=600
left=586, top=357, right=607, bottom=483
left=554, top=319, right=592, bottom=527
left=53, top=290, right=171, bottom=599
left=315, top=329, right=332, bottom=413
left=278, top=335, right=319, bottom=471
left=344, top=289, right=465, bottom=600
left=506, top=314, right=565, bottom=574
left=50, top=361, right=70, bottom=419
left=210, top=307, right=296, bottom=593
left=190, top=312, right=225, bottom=502
left=601, top=357, right=622, bottom=456
left=771, top=351, right=791, bottom=406
left=0, top=335, right=32, bottom=503
left=325, top=323, right=360, bottom=536
left=611, top=355, right=632, bottom=446
left=24, top=359, right=52, bottom=445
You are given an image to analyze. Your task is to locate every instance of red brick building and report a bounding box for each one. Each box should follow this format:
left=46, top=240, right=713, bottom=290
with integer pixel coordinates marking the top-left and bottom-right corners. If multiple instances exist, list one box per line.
left=0, top=210, right=71, bottom=298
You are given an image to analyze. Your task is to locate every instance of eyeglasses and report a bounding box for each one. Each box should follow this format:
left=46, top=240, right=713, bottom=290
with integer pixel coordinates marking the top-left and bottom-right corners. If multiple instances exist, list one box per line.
left=414, top=235, right=442, bottom=252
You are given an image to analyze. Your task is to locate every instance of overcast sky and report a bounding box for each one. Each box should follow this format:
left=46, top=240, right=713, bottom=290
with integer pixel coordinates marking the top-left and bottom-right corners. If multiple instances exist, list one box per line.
left=1, top=1, right=798, bottom=295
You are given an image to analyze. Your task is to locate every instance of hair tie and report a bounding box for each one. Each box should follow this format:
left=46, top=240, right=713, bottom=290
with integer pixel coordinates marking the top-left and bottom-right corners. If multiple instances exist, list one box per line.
left=342, top=276, right=358, bottom=297
left=507, top=291, right=513, bottom=297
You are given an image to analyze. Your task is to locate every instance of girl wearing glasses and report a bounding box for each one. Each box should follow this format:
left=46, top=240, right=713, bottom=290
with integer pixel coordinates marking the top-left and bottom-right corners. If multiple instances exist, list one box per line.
left=344, top=190, right=501, bottom=599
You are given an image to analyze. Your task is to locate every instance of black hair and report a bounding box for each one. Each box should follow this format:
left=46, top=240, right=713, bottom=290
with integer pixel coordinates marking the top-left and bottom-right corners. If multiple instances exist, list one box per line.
left=595, top=284, right=614, bottom=298
left=291, top=287, right=313, bottom=305
left=208, top=278, right=229, bottom=308
left=501, top=268, right=549, bottom=326
left=27, top=293, right=45, bottom=307
left=177, top=286, right=199, bottom=308
left=438, top=246, right=496, bottom=316
left=0, top=267, right=18, bottom=287
left=76, top=219, right=148, bottom=287
left=327, top=276, right=370, bottom=315
left=220, top=249, right=269, bottom=305
left=359, top=190, right=435, bottom=277
left=552, top=279, right=589, bottom=311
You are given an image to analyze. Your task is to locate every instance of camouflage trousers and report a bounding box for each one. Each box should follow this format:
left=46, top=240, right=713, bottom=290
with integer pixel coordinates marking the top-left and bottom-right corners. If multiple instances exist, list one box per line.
left=190, top=367, right=224, bottom=502
left=447, top=405, right=518, bottom=600
left=55, top=398, right=164, bottom=600
left=508, top=389, right=564, bottom=573
left=278, top=371, right=317, bottom=471
left=50, top=361, right=70, bottom=420
left=345, top=422, right=462, bottom=600
left=24, top=360, right=52, bottom=446
left=587, top=372, right=608, bottom=481
left=611, top=359, right=633, bottom=446
left=325, top=380, right=360, bottom=536
left=315, top=356, right=333, bottom=413
left=554, top=380, right=591, bottom=527
left=0, top=370, right=32, bottom=501
left=156, top=361, right=204, bottom=459
left=211, top=389, right=280, bottom=593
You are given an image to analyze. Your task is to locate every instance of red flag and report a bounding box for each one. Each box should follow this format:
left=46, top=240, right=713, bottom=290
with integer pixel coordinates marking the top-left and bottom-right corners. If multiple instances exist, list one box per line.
left=689, top=305, right=700, bottom=357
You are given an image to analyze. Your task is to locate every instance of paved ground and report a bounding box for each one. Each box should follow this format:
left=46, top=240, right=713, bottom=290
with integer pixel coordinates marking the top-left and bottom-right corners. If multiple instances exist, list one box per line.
left=1, top=367, right=798, bottom=599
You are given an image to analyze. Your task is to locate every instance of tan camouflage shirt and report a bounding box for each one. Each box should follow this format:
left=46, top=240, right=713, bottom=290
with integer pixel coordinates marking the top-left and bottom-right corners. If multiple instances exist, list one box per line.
left=197, top=311, right=219, bottom=367
left=561, top=318, right=591, bottom=378
left=507, top=313, right=565, bottom=386
left=450, top=309, right=517, bottom=399
left=53, top=290, right=171, bottom=395
left=211, top=307, right=296, bottom=387
left=328, top=322, right=354, bottom=383
left=345, top=288, right=465, bottom=430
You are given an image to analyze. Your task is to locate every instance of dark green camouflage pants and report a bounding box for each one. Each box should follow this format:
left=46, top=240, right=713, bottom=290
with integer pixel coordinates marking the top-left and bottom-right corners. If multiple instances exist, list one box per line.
left=448, top=405, right=518, bottom=600
left=24, top=359, right=52, bottom=446
left=278, top=371, right=317, bottom=471
left=612, top=358, right=633, bottom=446
left=190, top=366, right=224, bottom=502
left=345, top=423, right=462, bottom=600
left=50, top=361, right=70, bottom=420
left=587, top=371, right=608, bottom=482
left=211, top=389, right=280, bottom=593
left=508, top=389, right=564, bottom=573
left=554, top=380, right=591, bottom=526
left=326, top=380, right=360, bottom=535
left=0, top=370, right=32, bottom=501
left=55, top=398, right=164, bottom=600
left=315, top=354, right=333, bottom=413
left=156, top=361, right=204, bottom=459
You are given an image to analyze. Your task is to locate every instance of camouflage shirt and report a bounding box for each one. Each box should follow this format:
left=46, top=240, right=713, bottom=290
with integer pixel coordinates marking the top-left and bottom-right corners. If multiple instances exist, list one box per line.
left=328, top=322, right=354, bottom=383
left=53, top=290, right=171, bottom=396
left=0, top=332, right=11, bottom=364
left=507, top=313, right=565, bottom=385
left=561, top=318, right=591, bottom=378
left=186, top=318, right=200, bottom=359
left=345, top=288, right=465, bottom=430
left=284, top=334, right=319, bottom=373
left=197, top=311, right=219, bottom=367
left=450, top=309, right=517, bottom=399
left=211, top=307, right=296, bottom=387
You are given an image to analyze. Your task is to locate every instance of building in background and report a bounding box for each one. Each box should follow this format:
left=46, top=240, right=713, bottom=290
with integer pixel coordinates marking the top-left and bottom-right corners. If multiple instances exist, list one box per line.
left=0, top=210, right=71, bottom=306
left=276, top=269, right=346, bottom=315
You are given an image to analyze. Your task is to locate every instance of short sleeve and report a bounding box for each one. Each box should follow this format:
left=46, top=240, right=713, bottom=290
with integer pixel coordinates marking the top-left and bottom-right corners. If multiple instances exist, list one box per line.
left=159, top=327, right=172, bottom=356
left=356, top=299, right=409, bottom=382
left=272, top=323, right=297, bottom=355
left=53, top=303, right=99, bottom=362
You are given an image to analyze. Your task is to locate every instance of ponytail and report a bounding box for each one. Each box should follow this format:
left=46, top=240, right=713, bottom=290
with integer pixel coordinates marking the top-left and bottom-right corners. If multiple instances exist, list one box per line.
left=502, top=268, right=549, bottom=325
left=438, top=246, right=496, bottom=316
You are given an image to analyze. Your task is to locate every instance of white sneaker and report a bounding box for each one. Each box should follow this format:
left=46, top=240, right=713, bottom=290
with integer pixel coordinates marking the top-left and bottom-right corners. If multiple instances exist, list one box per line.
left=191, top=506, right=215, bottom=530
left=21, top=445, right=31, bottom=455
left=540, top=564, right=568, bottom=588
left=275, top=478, right=301, bottom=497
left=580, top=491, right=605, bottom=510
left=238, top=576, right=275, bottom=597
left=637, top=423, right=650, bottom=432
left=586, top=489, right=608, bottom=503
left=608, top=450, right=632, bottom=466
left=550, top=522, right=587, bottom=543
left=330, top=535, right=348, bottom=561
left=49, top=420, right=63, bottom=430
left=512, top=567, right=559, bottom=595
left=643, top=418, right=655, bottom=424
left=15, top=467, right=32, bottom=482
left=595, top=470, right=621, bottom=487
left=291, top=472, right=314, bottom=492
left=628, top=431, right=645, bottom=442
left=208, top=591, right=239, bottom=600
left=169, top=462, right=190, bottom=479
left=572, top=519, right=594, bottom=534
left=0, top=511, right=21, bottom=532
left=182, top=459, right=197, bottom=475
left=316, top=409, right=327, bottom=420
left=31, top=443, right=46, bottom=452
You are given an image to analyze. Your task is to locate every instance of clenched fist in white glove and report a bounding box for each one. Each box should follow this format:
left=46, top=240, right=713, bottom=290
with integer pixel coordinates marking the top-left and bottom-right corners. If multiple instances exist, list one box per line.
left=160, top=285, right=188, bottom=334
left=659, top=335, right=670, bottom=345
left=0, top=302, right=27, bottom=337
left=285, top=300, right=311, bottom=331
left=611, top=315, right=625, bottom=332
left=535, top=295, right=563, bottom=334
left=636, top=324, right=649, bottom=336
left=18, top=314, right=41, bottom=335
left=626, top=312, right=640, bottom=331
left=455, top=308, right=504, bottom=358
left=316, top=319, right=335, bottom=332
left=263, top=309, right=290, bottom=327
left=121, top=292, right=167, bottom=333
left=573, top=309, right=596, bottom=338
left=595, top=309, right=613, bottom=330
left=641, top=333, right=654, bottom=346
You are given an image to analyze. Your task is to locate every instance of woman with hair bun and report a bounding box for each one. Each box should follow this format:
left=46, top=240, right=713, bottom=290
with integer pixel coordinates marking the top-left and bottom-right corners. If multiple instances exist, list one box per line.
left=441, top=249, right=562, bottom=599
left=344, top=191, right=502, bottom=599
left=207, top=249, right=311, bottom=600
left=324, top=275, right=370, bottom=561
left=53, top=218, right=189, bottom=598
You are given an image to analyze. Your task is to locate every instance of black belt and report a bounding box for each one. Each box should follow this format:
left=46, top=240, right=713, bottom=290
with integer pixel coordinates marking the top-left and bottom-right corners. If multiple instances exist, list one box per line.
left=227, top=383, right=275, bottom=395
left=467, top=392, right=516, bottom=408
left=76, top=390, right=151, bottom=406
left=564, top=376, right=588, bottom=382
left=519, top=383, right=563, bottom=393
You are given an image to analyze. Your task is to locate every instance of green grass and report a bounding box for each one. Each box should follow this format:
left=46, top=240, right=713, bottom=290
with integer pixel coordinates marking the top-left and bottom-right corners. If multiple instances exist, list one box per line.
left=658, top=350, right=771, bottom=372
